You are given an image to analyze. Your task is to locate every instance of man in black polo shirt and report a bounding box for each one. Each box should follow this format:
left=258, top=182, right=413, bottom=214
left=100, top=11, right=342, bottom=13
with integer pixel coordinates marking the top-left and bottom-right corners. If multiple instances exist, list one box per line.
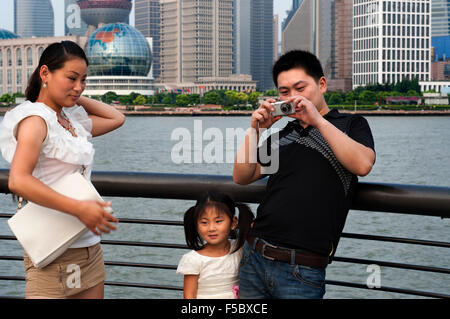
left=233, top=50, right=375, bottom=299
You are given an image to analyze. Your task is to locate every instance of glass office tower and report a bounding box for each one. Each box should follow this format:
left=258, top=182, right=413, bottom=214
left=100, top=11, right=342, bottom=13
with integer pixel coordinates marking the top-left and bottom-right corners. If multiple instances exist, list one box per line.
left=431, top=0, right=450, bottom=37
left=14, top=0, right=54, bottom=38
left=250, top=0, right=274, bottom=91
left=134, top=0, right=161, bottom=80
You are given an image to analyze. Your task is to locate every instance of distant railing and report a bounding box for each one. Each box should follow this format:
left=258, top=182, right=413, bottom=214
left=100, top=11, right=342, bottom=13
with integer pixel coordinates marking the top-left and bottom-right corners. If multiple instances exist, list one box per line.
left=0, top=169, right=449, bottom=299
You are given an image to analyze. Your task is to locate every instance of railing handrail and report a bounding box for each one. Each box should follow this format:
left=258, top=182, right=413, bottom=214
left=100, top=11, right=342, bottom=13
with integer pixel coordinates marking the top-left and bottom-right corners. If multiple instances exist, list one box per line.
left=1, top=169, right=449, bottom=218
left=0, top=169, right=449, bottom=299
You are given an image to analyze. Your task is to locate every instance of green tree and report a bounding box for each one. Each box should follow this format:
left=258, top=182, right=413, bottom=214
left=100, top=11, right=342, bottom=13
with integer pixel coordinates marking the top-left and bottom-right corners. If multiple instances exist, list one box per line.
left=265, top=89, right=278, bottom=96
left=248, top=92, right=262, bottom=108
left=175, top=94, right=190, bottom=107
left=406, top=90, right=419, bottom=96
left=393, top=78, right=421, bottom=94
left=147, top=95, right=157, bottom=104
left=0, top=94, right=14, bottom=104
left=203, top=91, right=223, bottom=105
left=118, top=95, right=132, bottom=105
left=129, top=92, right=140, bottom=104
left=133, top=95, right=146, bottom=105
left=102, top=91, right=118, bottom=104
left=389, top=91, right=402, bottom=97
left=162, top=94, right=173, bottom=105
left=153, top=92, right=166, bottom=103
left=225, top=90, right=240, bottom=106
left=328, top=93, right=343, bottom=105
left=237, top=92, right=248, bottom=105
left=343, top=91, right=359, bottom=105
left=13, top=92, right=25, bottom=98
left=188, top=94, right=201, bottom=106
left=90, top=95, right=102, bottom=101
left=376, top=91, right=391, bottom=104
left=359, top=90, right=377, bottom=103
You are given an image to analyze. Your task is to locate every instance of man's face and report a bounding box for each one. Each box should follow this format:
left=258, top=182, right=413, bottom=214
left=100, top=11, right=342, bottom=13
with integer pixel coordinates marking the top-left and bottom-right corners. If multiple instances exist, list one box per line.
left=276, top=67, right=327, bottom=111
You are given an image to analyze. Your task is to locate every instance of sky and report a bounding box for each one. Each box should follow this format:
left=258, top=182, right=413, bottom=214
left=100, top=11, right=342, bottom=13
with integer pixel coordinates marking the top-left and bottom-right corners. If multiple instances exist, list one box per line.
left=0, top=0, right=293, bottom=36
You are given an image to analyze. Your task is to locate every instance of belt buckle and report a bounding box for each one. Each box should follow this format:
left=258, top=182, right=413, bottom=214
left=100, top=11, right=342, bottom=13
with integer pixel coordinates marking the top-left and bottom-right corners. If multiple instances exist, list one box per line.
left=261, top=241, right=277, bottom=261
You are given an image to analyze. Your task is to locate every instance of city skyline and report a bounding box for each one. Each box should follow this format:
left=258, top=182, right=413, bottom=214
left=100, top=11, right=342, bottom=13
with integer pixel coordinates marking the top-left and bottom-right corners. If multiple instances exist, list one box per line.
left=0, top=0, right=293, bottom=36
left=1, top=0, right=447, bottom=95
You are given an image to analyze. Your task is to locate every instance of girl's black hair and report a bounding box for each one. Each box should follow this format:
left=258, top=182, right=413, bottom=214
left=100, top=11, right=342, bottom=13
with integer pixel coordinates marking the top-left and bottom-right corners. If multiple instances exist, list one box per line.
left=25, top=40, right=89, bottom=102
left=183, top=191, right=254, bottom=254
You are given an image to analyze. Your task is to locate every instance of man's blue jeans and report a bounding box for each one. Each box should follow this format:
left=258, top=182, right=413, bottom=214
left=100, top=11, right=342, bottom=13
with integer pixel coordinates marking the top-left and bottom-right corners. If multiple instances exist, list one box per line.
left=238, top=239, right=326, bottom=299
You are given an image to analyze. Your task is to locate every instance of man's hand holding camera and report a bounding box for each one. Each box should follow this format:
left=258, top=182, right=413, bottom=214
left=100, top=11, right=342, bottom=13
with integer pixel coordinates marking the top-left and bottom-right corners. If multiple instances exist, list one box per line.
left=251, top=98, right=282, bottom=130
left=286, top=95, right=326, bottom=128
left=253, top=95, right=326, bottom=130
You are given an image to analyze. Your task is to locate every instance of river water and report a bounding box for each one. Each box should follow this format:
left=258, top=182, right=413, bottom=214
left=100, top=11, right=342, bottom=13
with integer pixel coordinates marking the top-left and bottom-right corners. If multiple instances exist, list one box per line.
left=0, top=115, right=449, bottom=299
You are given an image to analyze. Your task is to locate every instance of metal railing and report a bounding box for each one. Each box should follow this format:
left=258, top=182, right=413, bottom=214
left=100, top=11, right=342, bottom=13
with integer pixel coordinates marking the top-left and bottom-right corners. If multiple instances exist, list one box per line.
left=0, top=169, right=449, bottom=299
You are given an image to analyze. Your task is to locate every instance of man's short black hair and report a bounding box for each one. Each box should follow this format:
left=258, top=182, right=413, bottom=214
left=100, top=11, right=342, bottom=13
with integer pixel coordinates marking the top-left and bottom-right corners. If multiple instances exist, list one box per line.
left=272, top=50, right=324, bottom=88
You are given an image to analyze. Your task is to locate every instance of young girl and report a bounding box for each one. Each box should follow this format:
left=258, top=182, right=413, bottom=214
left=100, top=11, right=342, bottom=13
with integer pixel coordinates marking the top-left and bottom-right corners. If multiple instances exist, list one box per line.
left=0, top=41, right=124, bottom=298
left=177, top=191, right=254, bottom=299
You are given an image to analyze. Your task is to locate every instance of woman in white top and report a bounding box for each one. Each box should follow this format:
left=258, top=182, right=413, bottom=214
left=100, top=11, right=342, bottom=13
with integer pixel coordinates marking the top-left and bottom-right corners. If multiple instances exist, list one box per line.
left=177, top=191, right=254, bottom=299
left=0, top=41, right=124, bottom=299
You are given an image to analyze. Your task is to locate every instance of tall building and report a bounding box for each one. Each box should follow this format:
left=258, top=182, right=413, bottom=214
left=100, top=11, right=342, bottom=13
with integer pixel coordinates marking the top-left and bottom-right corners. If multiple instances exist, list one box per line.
left=14, top=0, right=54, bottom=38
left=432, top=36, right=450, bottom=61
left=282, top=0, right=333, bottom=79
left=77, top=0, right=132, bottom=27
left=273, top=14, right=279, bottom=62
left=431, top=0, right=449, bottom=63
left=330, top=0, right=353, bottom=91
left=282, top=0, right=304, bottom=30
left=160, top=0, right=234, bottom=84
left=234, top=0, right=251, bottom=75
left=353, top=0, right=431, bottom=89
left=65, top=0, right=90, bottom=36
left=431, top=0, right=450, bottom=37
left=134, top=0, right=161, bottom=80
left=250, top=0, right=274, bottom=91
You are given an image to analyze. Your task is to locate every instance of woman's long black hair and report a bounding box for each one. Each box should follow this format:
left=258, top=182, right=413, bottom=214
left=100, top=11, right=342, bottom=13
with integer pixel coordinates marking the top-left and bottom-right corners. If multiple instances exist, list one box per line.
left=183, top=191, right=254, bottom=253
left=25, top=40, right=89, bottom=102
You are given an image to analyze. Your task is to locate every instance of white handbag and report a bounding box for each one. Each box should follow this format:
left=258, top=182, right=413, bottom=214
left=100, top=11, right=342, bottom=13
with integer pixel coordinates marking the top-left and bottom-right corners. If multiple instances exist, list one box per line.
left=7, top=171, right=112, bottom=269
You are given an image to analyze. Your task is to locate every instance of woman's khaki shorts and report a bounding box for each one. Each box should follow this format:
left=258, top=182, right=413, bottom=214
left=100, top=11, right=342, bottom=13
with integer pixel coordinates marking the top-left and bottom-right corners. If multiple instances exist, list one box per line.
left=24, top=243, right=105, bottom=298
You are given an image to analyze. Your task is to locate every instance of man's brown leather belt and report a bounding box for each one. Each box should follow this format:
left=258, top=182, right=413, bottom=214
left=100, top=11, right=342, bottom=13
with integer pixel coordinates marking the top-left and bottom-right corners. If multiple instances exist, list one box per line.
left=247, top=236, right=329, bottom=268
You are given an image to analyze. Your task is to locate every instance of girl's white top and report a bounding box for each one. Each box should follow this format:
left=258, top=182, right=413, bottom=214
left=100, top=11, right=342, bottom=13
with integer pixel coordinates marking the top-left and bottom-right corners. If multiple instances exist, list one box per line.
left=0, top=101, right=100, bottom=248
left=177, top=240, right=242, bottom=299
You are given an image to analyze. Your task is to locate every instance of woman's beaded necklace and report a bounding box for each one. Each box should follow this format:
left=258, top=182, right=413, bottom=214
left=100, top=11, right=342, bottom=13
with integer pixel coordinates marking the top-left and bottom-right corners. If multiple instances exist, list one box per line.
left=57, top=111, right=77, bottom=137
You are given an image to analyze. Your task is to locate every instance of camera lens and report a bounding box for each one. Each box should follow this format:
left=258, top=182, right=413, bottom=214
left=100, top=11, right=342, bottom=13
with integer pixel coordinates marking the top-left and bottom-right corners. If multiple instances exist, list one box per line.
left=281, top=103, right=291, bottom=114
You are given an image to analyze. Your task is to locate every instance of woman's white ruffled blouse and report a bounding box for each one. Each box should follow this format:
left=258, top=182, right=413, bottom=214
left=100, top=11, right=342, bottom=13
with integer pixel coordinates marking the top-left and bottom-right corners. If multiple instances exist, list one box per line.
left=0, top=101, right=100, bottom=248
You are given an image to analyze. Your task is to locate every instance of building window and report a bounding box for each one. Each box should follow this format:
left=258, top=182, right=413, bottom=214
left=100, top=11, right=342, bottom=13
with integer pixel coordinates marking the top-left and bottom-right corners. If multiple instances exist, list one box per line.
left=27, top=68, right=33, bottom=81
left=7, top=69, right=12, bottom=85
left=16, top=48, right=22, bottom=67
left=27, top=47, right=33, bottom=66
left=38, top=47, right=44, bottom=60
left=7, top=49, right=12, bottom=67
left=16, top=69, right=22, bottom=85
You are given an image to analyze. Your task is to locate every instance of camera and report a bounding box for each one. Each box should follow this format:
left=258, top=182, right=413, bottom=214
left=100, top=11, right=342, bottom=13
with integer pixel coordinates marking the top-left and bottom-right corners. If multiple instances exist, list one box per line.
left=271, top=101, right=295, bottom=117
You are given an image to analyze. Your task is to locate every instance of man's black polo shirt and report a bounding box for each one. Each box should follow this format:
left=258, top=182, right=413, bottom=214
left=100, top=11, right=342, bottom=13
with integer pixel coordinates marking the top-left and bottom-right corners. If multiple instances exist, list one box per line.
left=251, top=109, right=375, bottom=259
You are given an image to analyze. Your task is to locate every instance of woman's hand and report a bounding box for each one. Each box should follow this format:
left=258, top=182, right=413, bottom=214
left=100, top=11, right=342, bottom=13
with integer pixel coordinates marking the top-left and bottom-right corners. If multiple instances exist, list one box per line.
left=75, top=200, right=119, bottom=236
left=76, top=96, right=125, bottom=137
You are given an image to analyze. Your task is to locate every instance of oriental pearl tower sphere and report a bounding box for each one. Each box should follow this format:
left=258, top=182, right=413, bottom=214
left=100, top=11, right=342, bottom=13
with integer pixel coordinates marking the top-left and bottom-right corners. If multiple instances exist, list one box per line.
left=76, top=0, right=132, bottom=27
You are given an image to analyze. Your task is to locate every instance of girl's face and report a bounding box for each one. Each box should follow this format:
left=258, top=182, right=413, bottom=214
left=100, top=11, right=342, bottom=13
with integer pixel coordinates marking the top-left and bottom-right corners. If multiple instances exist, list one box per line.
left=41, top=57, right=87, bottom=108
left=197, top=206, right=237, bottom=247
